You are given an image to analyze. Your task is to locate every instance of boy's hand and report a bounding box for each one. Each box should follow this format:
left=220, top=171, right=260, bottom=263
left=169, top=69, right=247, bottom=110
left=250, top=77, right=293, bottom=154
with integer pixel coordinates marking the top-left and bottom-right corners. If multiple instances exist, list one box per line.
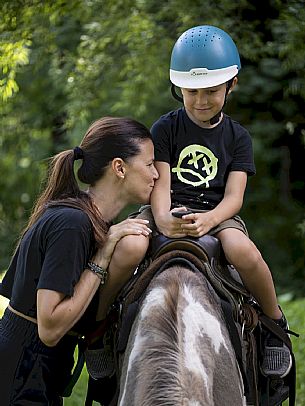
left=180, top=211, right=216, bottom=237
left=155, top=207, right=192, bottom=238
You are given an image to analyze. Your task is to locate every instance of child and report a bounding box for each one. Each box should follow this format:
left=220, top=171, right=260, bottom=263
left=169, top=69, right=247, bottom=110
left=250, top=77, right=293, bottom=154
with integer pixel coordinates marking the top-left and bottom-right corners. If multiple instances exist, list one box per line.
left=98, top=25, right=291, bottom=379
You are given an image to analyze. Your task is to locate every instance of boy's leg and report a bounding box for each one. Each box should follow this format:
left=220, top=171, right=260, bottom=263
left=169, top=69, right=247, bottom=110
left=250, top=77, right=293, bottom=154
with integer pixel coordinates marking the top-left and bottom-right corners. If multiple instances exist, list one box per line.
left=96, top=234, right=149, bottom=321
left=216, top=228, right=281, bottom=319
left=216, top=227, right=292, bottom=378
left=96, top=206, right=155, bottom=321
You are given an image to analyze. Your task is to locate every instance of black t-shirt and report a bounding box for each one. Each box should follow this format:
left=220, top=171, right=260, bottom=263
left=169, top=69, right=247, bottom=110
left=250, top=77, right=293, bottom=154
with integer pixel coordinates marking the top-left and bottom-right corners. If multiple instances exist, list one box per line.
left=0, top=206, right=97, bottom=328
left=151, top=108, right=256, bottom=210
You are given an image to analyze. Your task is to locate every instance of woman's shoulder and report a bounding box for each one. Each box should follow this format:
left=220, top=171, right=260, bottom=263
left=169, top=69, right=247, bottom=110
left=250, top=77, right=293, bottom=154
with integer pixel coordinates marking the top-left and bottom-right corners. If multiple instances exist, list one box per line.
left=43, top=205, right=92, bottom=231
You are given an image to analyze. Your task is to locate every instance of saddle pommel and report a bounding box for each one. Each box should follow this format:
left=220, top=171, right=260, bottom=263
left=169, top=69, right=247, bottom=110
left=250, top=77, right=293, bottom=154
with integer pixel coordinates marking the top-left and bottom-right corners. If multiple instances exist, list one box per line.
left=151, top=234, right=221, bottom=262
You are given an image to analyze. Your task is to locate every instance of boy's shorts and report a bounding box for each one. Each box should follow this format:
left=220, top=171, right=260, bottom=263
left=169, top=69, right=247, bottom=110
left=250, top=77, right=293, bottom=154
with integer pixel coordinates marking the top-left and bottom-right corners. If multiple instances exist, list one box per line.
left=130, top=205, right=248, bottom=238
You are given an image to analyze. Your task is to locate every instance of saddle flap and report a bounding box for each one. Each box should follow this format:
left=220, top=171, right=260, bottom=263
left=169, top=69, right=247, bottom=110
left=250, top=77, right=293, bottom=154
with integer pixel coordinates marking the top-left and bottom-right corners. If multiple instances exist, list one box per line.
left=211, top=259, right=250, bottom=298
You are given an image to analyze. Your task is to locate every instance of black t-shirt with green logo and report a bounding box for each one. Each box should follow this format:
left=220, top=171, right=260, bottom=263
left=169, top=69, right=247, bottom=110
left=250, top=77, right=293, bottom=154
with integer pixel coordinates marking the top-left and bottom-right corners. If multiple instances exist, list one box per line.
left=151, top=108, right=256, bottom=210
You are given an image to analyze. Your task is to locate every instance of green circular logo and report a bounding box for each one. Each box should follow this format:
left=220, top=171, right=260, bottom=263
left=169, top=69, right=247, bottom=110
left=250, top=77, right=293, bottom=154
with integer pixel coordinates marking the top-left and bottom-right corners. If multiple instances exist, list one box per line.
left=172, top=144, right=218, bottom=187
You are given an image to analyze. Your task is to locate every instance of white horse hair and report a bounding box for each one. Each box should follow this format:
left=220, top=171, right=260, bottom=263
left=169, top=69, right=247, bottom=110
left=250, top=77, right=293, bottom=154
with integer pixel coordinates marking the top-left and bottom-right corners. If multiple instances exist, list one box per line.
left=118, top=265, right=246, bottom=406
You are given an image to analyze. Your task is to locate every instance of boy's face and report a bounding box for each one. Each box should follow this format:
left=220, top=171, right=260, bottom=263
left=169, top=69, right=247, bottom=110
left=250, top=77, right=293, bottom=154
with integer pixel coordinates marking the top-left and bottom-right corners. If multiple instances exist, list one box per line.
left=181, top=81, right=235, bottom=127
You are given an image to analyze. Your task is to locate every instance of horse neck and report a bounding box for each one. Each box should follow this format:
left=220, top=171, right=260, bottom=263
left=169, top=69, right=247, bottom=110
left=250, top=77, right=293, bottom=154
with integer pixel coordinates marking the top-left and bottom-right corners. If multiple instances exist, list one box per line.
left=119, top=267, right=245, bottom=406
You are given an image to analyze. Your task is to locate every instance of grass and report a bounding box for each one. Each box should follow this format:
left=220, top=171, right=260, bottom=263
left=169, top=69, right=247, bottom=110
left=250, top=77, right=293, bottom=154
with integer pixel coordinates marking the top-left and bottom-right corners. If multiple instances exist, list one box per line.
left=0, top=295, right=304, bottom=405
left=280, top=298, right=305, bottom=406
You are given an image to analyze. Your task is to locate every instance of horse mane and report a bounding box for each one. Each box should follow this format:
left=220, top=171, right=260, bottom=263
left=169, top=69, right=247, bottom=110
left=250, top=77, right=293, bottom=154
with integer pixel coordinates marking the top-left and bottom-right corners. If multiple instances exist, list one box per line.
left=137, top=267, right=185, bottom=405
left=119, top=266, right=245, bottom=406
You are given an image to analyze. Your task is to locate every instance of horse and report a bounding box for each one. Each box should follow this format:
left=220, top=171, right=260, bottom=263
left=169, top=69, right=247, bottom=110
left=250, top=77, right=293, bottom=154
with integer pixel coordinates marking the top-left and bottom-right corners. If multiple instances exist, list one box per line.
left=117, top=261, right=246, bottom=406
left=84, top=235, right=296, bottom=406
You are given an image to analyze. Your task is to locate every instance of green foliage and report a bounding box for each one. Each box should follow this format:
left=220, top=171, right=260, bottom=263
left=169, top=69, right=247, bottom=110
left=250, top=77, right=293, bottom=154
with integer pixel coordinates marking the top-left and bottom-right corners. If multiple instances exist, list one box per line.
left=0, top=0, right=304, bottom=294
left=0, top=1, right=31, bottom=100
left=0, top=39, right=30, bottom=100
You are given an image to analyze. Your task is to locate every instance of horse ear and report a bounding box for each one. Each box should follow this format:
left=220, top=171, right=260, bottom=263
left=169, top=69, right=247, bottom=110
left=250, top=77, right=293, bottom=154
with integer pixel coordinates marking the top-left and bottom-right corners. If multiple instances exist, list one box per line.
left=112, top=157, right=126, bottom=179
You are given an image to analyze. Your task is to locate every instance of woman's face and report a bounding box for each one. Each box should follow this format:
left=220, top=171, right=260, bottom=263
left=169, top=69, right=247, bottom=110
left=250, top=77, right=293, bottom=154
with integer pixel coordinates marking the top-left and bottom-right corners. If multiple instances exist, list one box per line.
left=123, top=139, right=159, bottom=204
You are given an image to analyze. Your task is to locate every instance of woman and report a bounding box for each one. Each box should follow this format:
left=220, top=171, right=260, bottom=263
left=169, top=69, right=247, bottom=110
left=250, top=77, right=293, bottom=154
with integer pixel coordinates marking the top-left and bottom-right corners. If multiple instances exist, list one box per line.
left=0, top=116, right=158, bottom=405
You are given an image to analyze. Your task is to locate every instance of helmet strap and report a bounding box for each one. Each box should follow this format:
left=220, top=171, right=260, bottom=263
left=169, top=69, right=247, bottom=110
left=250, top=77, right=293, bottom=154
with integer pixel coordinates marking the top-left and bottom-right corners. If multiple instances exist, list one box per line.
left=209, top=111, right=222, bottom=125
left=225, top=78, right=234, bottom=99
left=210, top=77, right=235, bottom=125
left=171, top=84, right=184, bottom=103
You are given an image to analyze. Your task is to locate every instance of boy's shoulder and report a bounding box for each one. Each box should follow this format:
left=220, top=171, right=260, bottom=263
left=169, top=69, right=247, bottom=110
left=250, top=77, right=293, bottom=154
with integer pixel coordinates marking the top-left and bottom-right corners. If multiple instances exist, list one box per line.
left=223, top=114, right=250, bottom=135
left=152, top=108, right=183, bottom=127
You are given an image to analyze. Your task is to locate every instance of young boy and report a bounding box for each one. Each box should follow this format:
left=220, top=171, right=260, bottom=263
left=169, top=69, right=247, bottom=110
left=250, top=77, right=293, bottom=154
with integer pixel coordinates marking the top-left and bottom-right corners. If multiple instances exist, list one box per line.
left=98, top=25, right=291, bottom=379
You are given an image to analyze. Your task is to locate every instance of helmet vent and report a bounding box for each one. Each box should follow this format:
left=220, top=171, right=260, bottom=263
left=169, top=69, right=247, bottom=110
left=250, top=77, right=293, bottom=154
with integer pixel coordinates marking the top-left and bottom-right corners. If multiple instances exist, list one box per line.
left=180, top=30, right=221, bottom=48
left=181, top=31, right=222, bottom=47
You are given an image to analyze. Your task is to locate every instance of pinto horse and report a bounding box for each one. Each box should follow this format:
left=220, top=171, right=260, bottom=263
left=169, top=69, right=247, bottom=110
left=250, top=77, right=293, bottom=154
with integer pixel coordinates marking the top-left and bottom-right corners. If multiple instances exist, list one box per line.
left=85, top=236, right=295, bottom=406
left=117, top=262, right=246, bottom=406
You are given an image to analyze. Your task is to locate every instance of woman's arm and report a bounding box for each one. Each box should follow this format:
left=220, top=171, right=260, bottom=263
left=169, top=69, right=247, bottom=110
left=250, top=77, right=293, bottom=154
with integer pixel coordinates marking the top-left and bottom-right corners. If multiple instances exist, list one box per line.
left=37, top=218, right=151, bottom=346
left=37, top=270, right=100, bottom=347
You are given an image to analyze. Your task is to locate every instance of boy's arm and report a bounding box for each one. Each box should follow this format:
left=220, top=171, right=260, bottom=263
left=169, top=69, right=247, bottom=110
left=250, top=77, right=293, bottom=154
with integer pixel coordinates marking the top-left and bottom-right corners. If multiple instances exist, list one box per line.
left=210, top=170, right=247, bottom=223
left=151, top=162, right=171, bottom=215
left=151, top=161, right=190, bottom=238
left=181, top=171, right=247, bottom=237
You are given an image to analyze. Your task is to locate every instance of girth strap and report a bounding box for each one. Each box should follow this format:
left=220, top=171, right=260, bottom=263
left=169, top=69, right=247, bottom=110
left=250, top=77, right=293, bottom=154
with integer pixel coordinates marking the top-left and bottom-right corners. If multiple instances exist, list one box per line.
left=221, top=298, right=250, bottom=400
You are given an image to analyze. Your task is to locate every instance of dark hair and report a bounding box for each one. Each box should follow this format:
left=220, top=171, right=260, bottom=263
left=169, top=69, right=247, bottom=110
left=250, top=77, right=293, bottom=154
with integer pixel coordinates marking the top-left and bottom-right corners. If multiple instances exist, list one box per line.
left=77, top=116, right=151, bottom=184
left=24, top=116, right=152, bottom=246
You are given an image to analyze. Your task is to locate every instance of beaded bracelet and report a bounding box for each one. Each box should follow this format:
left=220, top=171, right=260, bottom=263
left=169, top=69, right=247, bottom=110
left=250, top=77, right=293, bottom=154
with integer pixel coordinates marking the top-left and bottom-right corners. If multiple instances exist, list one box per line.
left=87, top=261, right=108, bottom=285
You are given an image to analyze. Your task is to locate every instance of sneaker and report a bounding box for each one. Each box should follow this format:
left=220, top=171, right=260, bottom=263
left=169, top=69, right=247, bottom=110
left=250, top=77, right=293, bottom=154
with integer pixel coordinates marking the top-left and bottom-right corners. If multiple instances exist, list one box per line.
left=85, top=329, right=115, bottom=379
left=260, top=313, right=292, bottom=378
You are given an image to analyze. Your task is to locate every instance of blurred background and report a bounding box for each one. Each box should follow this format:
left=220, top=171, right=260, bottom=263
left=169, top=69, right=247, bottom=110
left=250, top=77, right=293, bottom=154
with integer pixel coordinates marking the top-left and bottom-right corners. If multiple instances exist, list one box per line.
left=1, top=1, right=304, bottom=296
left=1, top=1, right=304, bottom=404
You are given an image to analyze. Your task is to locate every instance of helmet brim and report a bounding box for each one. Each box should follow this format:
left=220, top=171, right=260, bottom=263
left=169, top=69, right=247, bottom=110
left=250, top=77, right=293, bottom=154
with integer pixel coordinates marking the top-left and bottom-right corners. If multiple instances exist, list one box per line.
left=170, top=66, right=239, bottom=89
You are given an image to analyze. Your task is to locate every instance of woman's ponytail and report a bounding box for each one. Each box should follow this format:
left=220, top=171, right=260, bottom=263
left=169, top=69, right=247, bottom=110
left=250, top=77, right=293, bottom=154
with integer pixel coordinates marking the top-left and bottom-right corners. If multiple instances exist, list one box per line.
left=25, top=149, right=82, bottom=231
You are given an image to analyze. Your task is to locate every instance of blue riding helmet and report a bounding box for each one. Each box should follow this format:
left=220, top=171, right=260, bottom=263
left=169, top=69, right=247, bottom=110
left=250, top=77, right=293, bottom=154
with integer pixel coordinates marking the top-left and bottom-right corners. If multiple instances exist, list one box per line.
left=170, top=25, right=241, bottom=89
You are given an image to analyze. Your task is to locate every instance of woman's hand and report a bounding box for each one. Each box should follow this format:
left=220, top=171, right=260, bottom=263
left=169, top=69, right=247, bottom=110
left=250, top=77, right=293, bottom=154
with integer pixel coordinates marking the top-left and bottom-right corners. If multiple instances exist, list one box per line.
left=155, top=207, right=193, bottom=238
left=92, top=218, right=151, bottom=267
